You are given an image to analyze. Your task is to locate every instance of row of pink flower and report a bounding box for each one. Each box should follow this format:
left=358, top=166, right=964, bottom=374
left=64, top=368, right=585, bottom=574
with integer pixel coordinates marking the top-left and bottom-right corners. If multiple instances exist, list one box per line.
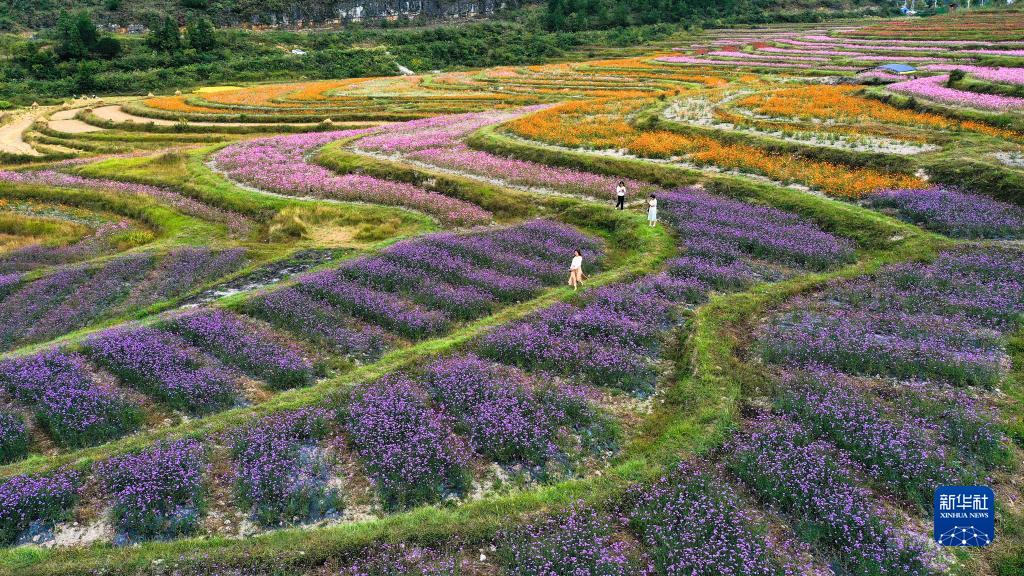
left=806, top=34, right=1024, bottom=47
left=354, top=109, right=653, bottom=200
left=925, top=64, right=1024, bottom=85
left=964, top=49, right=1024, bottom=57
left=212, top=126, right=491, bottom=226
left=888, top=75, right=1024, bottom=110
left=768, top=39, right=947, bottom=53
left=716, top=37, right=943, bottom=52
left=656, top=55, right=858, bottom=71
left=408, top=143, right=656, bottom=200
left=754, top=46, right=937, bottom=62
left=0, top=170, right=253, bottom=238
left=356, top=112, right=515, bottom=153
left=708, top=50, right=829, bottom=62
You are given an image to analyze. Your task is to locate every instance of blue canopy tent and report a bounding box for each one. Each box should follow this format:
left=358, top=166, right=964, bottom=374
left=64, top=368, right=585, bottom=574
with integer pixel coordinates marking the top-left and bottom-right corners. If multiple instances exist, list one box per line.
left=877, top=63, right=918, bottom=74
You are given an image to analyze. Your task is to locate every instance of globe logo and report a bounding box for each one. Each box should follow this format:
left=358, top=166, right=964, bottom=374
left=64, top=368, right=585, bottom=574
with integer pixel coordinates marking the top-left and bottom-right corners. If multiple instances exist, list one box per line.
left=934, top=486, right=995, bottom=547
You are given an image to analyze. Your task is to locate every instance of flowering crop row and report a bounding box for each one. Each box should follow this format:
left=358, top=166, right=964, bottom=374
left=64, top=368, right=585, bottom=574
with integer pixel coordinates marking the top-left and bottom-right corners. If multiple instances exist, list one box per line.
left=0, top=351, right=143, bottom=448
left=865, top=186, right=1024, bottom=239
left=0, top=170, right=253, bottom=238
left=626, top=462, right=792, bottom=576
left=212, top=127, right=492, bottom=226
left=165, top=309, right=317, bottom=390
left=343, top=353, right=612, bottom=510
left=0, top=221, right=133, bottom=275
left=734, top=85, right=1015, bottom=139
left=244, top=287, right=389, bottom=360
left=84, top=326, right=239, bottom=415
left=343, top=374, right=470, bottom=510
left=420, top=355, right=612, bottom=466
left=477, top=282, right=673, bottom=395
left=351, top=109, right=658, bottom=200
left=94, top=439, right=207, bottom=539
left=0, top=410, right=28, bottom=465
left=230, top=408, right=341, bottom=526
left=774, top=369, right=962, bottom=508
left=0, top=247, right=246, bottom=351
left=660, top=188, right=856, bottom=270
left=888, top=75, right=1024, bottom=110
left=0, top=468, right=81, bottom=546
left=759, top=248, right=1024, bottom=386
left=289, top=220, right=601, bottom=340
left=23, top=253, right=154, bottom=345
left=500, top=504, right=642, bottom=576
left=509, top=98, right=922, bottom=198
left=729, top=415, right=931, bottom=575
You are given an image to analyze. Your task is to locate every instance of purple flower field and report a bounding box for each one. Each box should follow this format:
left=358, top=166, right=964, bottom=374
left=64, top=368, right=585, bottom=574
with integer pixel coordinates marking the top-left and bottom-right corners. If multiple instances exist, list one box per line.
left=627, top=462, right=791, bottom=576
left=230, top=408, right=341, bottom=526
left=0, top=409, right=28, bottom=464
left=337, top=544, right=462, bottom=576
left=245, top=287, right=389, bottom=359
left=85, top=326, right=238, bottom=415
left=729, top=415, right=931, bottom=575
left=775, top=369, right=962, bottom=508
left=660, top=188, right=857, bottom=270
left=0, top=248, right=246, bottom=351
left=760, top=248, right=1024, bottom=386
left=95, top=439, right=207, bottom=539
left=866, top=186, right=1024, bottom=238
left=0, top=351, right=143, bottom=448
left=212, top=126, right=491, bottom=226
left=420, top=355, right=612, bottom=466
left=344, top=375, right=470, bottom=510
left=0, top=468, right=81, bottom=545
left=500, top=504, right=642, bottom=576
left=290, top=220, right=602, bottom=340
left=0, top=170, right=254, bottom=238
left=0, top=221, right=133, bottom=275
left=165, top=309, right=316, bottom=390
left=353, top=109, right=659, bottom=200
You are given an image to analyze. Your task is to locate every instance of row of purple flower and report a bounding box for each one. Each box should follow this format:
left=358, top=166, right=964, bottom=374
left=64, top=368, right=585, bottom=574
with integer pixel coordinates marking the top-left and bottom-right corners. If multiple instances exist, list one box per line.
left=0, top=220, right=604, bottom=463
left=0, top=247, right=246, bottom=352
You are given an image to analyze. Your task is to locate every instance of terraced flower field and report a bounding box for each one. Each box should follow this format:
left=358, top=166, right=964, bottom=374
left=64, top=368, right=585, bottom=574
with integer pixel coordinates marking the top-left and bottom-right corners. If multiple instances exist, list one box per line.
left=1, top=9, right=1023, bottom=576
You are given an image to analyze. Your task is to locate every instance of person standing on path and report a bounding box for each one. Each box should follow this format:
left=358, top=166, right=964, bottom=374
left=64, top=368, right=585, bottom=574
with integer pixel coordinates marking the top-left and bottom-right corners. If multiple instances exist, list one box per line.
left=615, top=181, right=626, bottom=210
left=568, top=249, right=585, bottom=291
left=647, top=194, right=658, bottom=227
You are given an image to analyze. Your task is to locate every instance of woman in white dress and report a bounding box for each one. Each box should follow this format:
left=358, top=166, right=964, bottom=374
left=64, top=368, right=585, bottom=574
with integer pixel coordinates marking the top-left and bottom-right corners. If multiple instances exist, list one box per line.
left=647, top=194, right=658, bottom=227
left=568, top=249, right=585, bottom=290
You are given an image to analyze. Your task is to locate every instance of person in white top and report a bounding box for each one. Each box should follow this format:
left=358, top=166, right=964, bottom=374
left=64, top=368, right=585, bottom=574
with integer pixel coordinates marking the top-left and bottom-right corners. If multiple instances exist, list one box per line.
left=568, top=249, right=585, bottom=290
left=615, top=181, right=626, bottom=210
left=647, top=194, right=658, bottom=227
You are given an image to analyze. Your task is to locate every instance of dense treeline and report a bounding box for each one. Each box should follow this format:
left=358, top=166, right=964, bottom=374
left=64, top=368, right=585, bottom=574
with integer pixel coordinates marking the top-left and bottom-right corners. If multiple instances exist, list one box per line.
left=0, top=1, right=524, bottom=32
left=0, top=11, right=673, bottom=104
left=544, top=0, right=897, bottom=30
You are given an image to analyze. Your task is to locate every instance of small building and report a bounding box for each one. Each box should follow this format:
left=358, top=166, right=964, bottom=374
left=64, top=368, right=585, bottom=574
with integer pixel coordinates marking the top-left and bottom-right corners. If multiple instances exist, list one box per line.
left=877, top=63, right=918, bottom=75
left=291, top=49, right=307, bottom=56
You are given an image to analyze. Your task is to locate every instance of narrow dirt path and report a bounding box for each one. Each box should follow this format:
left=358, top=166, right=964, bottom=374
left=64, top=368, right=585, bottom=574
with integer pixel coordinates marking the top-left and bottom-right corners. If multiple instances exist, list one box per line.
left=91, top=104, right=320, bottom=128
left=0, top=110, right=43, bottom=156
left=48, top=108, right=103, bottom=134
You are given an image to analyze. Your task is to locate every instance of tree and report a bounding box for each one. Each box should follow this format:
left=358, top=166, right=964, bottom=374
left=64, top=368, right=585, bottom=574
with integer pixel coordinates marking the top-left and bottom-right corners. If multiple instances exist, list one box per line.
left=75, top=11, right=99, bottom=49
left=185, top=16, right=217, bottom=51
left=94, top=36, right=123, bottom=59
left=55, top=11, right=89, bottom=60
left=149, top=17, right=182, bottom=53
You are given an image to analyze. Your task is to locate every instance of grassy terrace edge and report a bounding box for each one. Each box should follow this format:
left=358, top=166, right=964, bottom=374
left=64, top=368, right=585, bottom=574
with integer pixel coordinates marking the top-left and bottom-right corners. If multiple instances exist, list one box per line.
left=0, top=137, right=950, bottom=575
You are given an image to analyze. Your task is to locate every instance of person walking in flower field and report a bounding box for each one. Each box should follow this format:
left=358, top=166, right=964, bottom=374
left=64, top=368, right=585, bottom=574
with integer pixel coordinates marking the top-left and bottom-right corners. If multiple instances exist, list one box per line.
left=647, top=194, right=658, bottom=226
left=568, top=249, right=586, bottom=291
left=615, top=181, right=627, bottom=210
